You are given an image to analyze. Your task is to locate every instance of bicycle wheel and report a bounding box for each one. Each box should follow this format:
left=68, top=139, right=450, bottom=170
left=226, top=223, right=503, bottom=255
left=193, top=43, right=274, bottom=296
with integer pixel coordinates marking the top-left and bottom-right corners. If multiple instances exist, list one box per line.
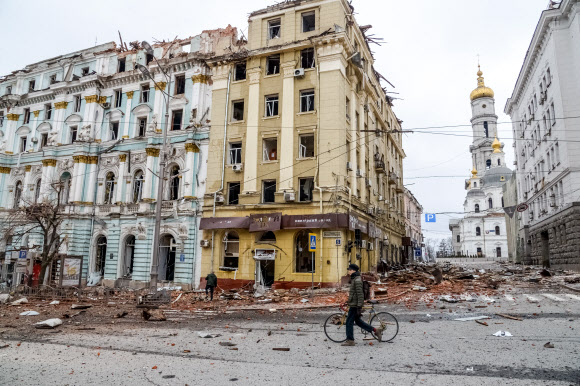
left=324, top=313, right=348, bottom=343
left=370, top=312, right=399, bottom=342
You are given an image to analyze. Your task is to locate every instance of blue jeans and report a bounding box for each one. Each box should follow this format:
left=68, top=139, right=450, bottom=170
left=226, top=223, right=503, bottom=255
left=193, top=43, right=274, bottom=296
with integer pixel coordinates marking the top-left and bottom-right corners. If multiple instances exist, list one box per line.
left=346, top=307, right=374, bottom=341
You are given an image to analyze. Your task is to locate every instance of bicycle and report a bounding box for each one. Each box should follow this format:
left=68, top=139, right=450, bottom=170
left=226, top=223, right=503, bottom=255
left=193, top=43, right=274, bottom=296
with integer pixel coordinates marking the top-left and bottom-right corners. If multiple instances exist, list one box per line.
left=324, top=300, right=399, bottom=343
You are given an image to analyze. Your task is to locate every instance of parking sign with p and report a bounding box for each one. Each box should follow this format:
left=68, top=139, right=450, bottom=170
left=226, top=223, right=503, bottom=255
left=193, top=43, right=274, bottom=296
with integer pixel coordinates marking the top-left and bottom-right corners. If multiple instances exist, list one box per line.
left=425, top=214, right=437, bottom=223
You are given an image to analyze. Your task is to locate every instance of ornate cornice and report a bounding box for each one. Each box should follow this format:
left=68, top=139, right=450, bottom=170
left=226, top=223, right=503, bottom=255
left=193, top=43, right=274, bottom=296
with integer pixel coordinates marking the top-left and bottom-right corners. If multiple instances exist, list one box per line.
left=0, top=167, right=11, bottom=174
left=6, top=114, right=20, bottom=121
left=146, top=148, right=160, bottom=157
left=73, top=155, right=82, bottom=163
left=78, top=155, right=88, bottom=164
left=126, top=91, right=134, bottom=99
left=185, top=143, right=199, bottom=153
left=191, top=74, right=209, bottom=84
left=42, top=159, right=57, bottom=167
left=54, top=101, right=68, bottom=110
left=85, top=95, right=99, bottom=103
left=154, top=82, right=167, bottom=91
left=119, top=154, right=127, bottom=162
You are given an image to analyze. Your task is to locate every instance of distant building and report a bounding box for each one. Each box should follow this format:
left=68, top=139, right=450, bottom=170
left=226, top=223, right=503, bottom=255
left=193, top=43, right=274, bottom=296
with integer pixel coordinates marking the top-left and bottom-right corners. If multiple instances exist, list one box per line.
left=449, top=68, right=510, bottom=258
left=504, top=0, right=580, bottom=270
left=502, top=171, right=521, bottom=263
left=403, top=188, right=423, bottom=262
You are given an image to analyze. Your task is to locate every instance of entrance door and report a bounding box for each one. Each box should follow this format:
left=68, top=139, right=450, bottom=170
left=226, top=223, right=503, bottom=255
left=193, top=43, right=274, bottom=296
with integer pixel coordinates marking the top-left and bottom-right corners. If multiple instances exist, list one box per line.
left=159, top=235, right=176, bottom=281
left=541, top=231, right=550, bottom=268
left=255, top=259, right=275, bottom=288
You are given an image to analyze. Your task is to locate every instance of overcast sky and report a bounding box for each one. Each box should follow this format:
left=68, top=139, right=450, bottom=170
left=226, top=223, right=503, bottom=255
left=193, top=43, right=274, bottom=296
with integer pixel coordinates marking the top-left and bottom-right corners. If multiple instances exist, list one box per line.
left=0, top=0, right=549, bottom=241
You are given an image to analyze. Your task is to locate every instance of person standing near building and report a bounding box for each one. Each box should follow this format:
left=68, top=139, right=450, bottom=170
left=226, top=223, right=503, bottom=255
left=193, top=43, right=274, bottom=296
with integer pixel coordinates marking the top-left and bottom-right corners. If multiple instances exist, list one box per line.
left=342, top=264, right=383, bottom=346
left=205, top=271, right=217, bottom=301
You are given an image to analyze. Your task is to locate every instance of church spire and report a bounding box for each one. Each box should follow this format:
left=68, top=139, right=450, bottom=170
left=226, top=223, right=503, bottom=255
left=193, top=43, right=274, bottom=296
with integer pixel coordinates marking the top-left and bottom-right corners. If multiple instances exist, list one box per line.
left=470, top=65, right=495, bottom=101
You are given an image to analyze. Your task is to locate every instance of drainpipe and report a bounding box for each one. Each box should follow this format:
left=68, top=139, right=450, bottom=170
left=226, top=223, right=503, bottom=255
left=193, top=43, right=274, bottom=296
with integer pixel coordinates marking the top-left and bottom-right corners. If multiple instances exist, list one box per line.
left=210, top=69, right=232, bottom=270
left=191, top=200, right=199, bottom=289
left=312, top=45, right=324, bottom=285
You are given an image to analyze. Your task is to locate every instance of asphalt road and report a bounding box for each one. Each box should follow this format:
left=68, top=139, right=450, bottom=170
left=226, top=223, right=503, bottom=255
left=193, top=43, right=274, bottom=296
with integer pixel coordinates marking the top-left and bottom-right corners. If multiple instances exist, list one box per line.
left=1, top=272, right=579, bottom=385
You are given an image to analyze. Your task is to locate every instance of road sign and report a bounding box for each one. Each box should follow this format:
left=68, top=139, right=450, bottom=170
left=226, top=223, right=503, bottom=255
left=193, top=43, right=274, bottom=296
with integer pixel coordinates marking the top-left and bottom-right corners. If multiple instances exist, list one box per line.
left=335, top=239, right=342, bottom=246
left=308, top=234, right=317, bottom=252
left=18, top=250, right=27, bottom=260
left=517, top=203, right=529, bottom=213
left=425, top=214, right=437, bottom=223
left=179, top=254, right=185, bottom=262
left=414, top=248, right=422, bottom=258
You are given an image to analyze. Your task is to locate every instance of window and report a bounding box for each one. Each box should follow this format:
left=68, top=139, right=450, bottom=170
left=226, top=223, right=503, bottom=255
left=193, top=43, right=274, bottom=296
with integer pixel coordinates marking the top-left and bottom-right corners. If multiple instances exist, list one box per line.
left=265, top=95, right=279, bottom=117
left=457, top=235, right=460, bottom=243
left=23, top=108, right=30, bottom=124
left=496, top=247, right=502, bottom=258
left=262, top=180, right=276, bottom=203
left=486, top=159, right=491, bottom=169
left=104, top=172, right=116, bottom=204
left=49, top=74, right=57, bottom=84
left=81, top=67, right=89, bottom=76
left=299, top=135, right=314, bottom=158
left=171, top=109, right=183, bottom=131
left=146, top=53, right=154, bottom=65
left=34, top=179, right=42, bottom=203
left=109, top=122, right=118, bottom=140
left=475, top=204, right=480, bottom=213
left=232, top=100, right=244, bottom=121
left=222, top=231, right=240, bottom=269
left=266, top=55, right=280, bottom=75
left=473, top=182, right=477, bottom=187
left=13, top=181, right=22, bottom=208
left=73, top=95, right=81, bottom=113
left=175, top=75, right=185, bottom=95
left=263, top=138, right=277, bottom=161
left=476, top=227, right=481, bottom=236
left=228, top=182, right=240, bottom=205
left=498, top=159, right=501, bottom=166
left=114, top=90, right=122, bottom=108
left=137, top=118, right=147, bottom=137
left=140, top=84, right=150, bottom=103
left=229, top=143, right=242, bottom=164
left=44, top=104, right=52, bottom=120
left=488, top=198, right=493, bottom=209
left=29, top=80, right=36, bottom=92
left=117, top=58, right=126, bottom=73
left=299, top=177, right=314, bottom=202
left=495, top=226, right=501, bottom=236
left=301, top=48, right=315, bottom=69
left=302, top=11, right=316, bottom=32
left=60, top=173, right=71, bottom=204
left=550, top=103, right=556, bottom=125
left=300, top=89, right=315, bottom=112
left=483, top=121, right=489, bottom=137
left=19, top=137, right=27, bottom=153
left=95, top=236, right=107, bottom=274
left=40, top=133, right=48, bottom=148
left=5, top=85, right=12, bottom=95
left=259, top=231, right=276, bottom=243
left=133, top=171, right=144, bottom=203
left=68, top=125, right=77, bottom=143
left=0, top=111, right=3, bottom=127
left=346, top=97, right=350, bottom=120
left=477, top=247, right=482, bottom=257
left=268, top=18, right=281, bottom=39
left=234, top=62, right=246, bottom=81
left=169, top=165, right=180, bottom=200
left=123, top=235, right=136, bottom=277
left=295, top=230, right=314, bottom=273
left=546, top=68, right=551, bottom=86
left=555, top=142, right=560, bottom=163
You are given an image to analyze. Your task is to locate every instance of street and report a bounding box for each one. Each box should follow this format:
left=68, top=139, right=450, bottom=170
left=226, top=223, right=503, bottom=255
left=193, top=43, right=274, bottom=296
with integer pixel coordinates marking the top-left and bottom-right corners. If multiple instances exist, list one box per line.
left=1, top=262, right=579, bottom=385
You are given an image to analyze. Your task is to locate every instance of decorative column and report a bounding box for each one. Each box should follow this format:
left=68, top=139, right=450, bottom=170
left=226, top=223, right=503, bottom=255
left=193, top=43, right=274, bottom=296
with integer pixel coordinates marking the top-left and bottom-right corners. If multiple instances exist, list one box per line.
left=349, top=77, right=359, bottom=190
left=243, top=68, right=261, bottom=194
left=83, top=95, right=100, bottom=141
left=53, top=101, right=68, bottom=145
left=184, top=142, right=198, bottom=198
left=23, top=165, right=33, bottom=201
left=153, top=82, right=167, bottom=133
left=191, top=74, right=210, bottom=125
left=31, top=111, right=40, bottom=150
left=0, top=167, right=11, bottom=207
left=40, top=159, right=57, bottom=200
left=4, top=114, right=20, bottom=154
left=123, top=92, right=134, bottom=138
left=143, top=147, right=160, bottom=202
left=358, top=98, right=366, bottom=201
left=84, top=156, right=99, bottom=204
left=116, top=154, right=127, bottom=204
left=279, top=62, right=296, bottom=192
left=71, top=155, right=87, bottom=204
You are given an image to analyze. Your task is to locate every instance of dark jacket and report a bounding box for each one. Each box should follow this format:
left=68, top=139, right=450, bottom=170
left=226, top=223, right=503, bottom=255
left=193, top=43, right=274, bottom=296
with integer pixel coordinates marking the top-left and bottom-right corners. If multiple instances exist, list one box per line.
left=206, top=273, right=217, bottom=287
left=347, top=272, right=364, bottom=308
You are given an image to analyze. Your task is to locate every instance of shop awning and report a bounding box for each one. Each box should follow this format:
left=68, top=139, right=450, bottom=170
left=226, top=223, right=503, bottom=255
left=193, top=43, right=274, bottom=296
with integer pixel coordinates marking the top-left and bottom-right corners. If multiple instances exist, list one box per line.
left=281, top=213, right=349, bottom=229
left=199, top=217, right=250, bottom=230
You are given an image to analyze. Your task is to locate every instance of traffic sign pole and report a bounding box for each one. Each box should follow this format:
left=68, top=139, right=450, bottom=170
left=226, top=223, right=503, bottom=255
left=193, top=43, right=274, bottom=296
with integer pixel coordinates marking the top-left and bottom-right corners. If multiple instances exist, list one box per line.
left=308, top=234, right=316, bottom=297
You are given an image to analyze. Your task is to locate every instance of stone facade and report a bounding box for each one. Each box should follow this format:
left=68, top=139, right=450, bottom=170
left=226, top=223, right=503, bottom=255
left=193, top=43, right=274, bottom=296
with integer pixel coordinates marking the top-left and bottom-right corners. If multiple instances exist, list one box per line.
left=403, top=188, right=424, bottom=262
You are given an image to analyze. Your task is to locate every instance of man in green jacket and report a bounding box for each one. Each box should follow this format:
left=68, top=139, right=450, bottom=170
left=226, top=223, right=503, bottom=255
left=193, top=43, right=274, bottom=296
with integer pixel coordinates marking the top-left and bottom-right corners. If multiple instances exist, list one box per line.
left=342, top=263, right=383, bottom=346
left=205, top=272, right=217, bottom=301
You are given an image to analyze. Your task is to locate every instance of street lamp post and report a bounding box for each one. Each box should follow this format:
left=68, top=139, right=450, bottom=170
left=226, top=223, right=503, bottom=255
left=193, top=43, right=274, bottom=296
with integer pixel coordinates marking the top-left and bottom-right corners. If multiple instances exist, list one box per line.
left=136, top=41, right=173, bottom=292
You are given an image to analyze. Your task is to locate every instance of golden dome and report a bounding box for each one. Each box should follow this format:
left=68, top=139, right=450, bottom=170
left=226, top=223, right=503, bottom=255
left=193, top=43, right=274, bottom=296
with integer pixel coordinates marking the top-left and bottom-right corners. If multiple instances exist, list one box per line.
left=470, top=66, right=494, bottom=101
left=492, top=137, right=502, bottom=153
left=471, top=168, right=478, bottom=178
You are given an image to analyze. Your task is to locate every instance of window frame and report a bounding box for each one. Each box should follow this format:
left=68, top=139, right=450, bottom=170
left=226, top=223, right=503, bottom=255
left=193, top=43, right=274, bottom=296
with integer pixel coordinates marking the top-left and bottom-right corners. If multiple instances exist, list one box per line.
left=222, top=231, right=240, bottom=269
left=262, top=180, right=277, bottom=203
left=263, top=138, right=278, bottom=161
left=117, top=58, right=126, bottom=73
left=300, top=89, right=315, bottom=112
left=301, top=11, right=316, bottom=33
left=44, top=104, right=52, bottom=120
left=234, top=62, right=246, bottom=81
left=137, top=117, right=147, bottom=137
left=267, top=18, right=281, bottom=40
left=229, top=142, right=242, bottom=165
left=140, top=84, right=150, bottom=103
left=109, top=122, right=119, bottom=140
left=299, top=177, right=314, bottom=202
left=228, top=182, right=241, bottom=205
left=266, top=55, right=280, bottom=76
left=133, top=171, right=144, bottom=203
left=265, top=94, right=279, bottom=117
left=298, top=134, right=315, bottom=158
left=19, top=136, right=27, bottom=153
left=300, top=48, right=315, bottom=69
left=23, top=108, right=30, bottom=124
left=73, top=95, right=82, bottom=113
left=171, top=109, right=183, bottom=131
left=232, top=100, right=245, bottom=122
left=174, top=74, right=186, bottom=95
left=476, top=227, right=481, bottom=237
left=114, top=90, right=122, bottom=108
left=28, top=79, right=36, bottom=92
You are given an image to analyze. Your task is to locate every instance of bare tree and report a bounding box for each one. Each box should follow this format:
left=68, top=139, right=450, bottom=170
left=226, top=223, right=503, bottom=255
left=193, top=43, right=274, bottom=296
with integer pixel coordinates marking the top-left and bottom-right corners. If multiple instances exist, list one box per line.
left=424, top=238, right=438, bottom=260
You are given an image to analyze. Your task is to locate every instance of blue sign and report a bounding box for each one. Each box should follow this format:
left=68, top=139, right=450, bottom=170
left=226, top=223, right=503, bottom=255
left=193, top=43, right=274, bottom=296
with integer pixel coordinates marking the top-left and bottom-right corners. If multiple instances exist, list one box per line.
left=179, top=254, right=185, bottom=262
left=414, top=248, right=422, bottom=258
left=18, top=250, right=27, bottom=260
left=425, top=214, right=437, bottom=223
left=335, top=239, right=342, bottom=246
left=309, top=234, right=317, bottom=251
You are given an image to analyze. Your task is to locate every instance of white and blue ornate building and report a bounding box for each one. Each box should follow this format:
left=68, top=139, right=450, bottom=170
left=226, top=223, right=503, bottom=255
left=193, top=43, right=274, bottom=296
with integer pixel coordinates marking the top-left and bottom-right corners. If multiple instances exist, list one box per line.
left=0, top=27, right=239, bottom=288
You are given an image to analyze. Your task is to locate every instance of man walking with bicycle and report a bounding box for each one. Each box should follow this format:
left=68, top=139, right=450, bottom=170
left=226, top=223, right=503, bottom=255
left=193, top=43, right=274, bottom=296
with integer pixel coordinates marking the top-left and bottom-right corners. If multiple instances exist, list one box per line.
left=342, top=264, right=383, bottom=346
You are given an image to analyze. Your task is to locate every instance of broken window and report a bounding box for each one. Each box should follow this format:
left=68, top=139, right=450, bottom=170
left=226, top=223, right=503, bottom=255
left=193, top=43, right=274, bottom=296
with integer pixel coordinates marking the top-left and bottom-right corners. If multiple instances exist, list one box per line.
left=74, top=95, right=82, bottom=113
left=117, top=58, right=126, bottom=73
left=299, top=134, right=314, bottom=158
left=263, top=180, right=276, bottom=203
left=109, top=122, right=118, bottom=140
left=486, top=159, right=491, bottom=169
left=171, top=109, right=183, bottom=131
left=34, top=179, right=42, bottom=203
left=28, top=80, right=36, bottom=92
left=5, top=86, right=12, bottom=95
left=169, top=165, right=180, bottom=200
left=496, top=247, right=502, bottom=258
left=263, top=138, right=278, bottom=161
left=483, top=121, right=489, bottom=137
left=265, top=95, right=279, bottom=117
left=301, top=48, right=315, bottom=69
left=44, top=104, right=52, bottom=120
left=266, top=55, right=280, bottom=75
left=345, top=97, right=350, bottom=120
left=70, top=126, right=78, bottom=143
left=229, top=142, right=242, bottom=165
left=19, top=136, right=27, bottom=153
left=114, top=90, right=122, bottom=108
left=133, top=170, right=144, bottom=203
left=49, top=74, right=57, bottom=84
left=175, top=75, right=186, bottom=95
left=300, top=89, right=315, bottom=112
left=232, top=100, right=244, bottom=121
left=457, top=235, right=460, bottom=243
left=0, top=111, right=4, bottom=127
left=228, top=182, right=240, bottom=205
left=302, top=11, right=316, bottom=33
left=81, top=67, right=89, bottom=76
left=140, top=84, right=150, bottom=103
left=146, top=53, right=154, bottom=65
left=268, top=18, right=281, bottom=39
left=40, top=133, right=48, bottom=148
left=104, top=172, right=116, bottom=204
left=299, top=177, right=314, bottom=202
left=234, top=62, right=246, bottom=81
left=295, top=230, right=314, bottom=273
left=23, top=108, right=30, bottom=124
left=13, top=181, right=22, bottom=208
left=137, top=118, right=147, bottom=137
left=223, top=231, right=240, bottom=268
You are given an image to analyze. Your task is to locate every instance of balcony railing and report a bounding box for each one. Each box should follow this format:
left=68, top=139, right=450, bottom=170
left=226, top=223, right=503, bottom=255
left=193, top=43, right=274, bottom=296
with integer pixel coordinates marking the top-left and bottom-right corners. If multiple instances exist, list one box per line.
left=388, top=172, right=398, bottom=185
left=374, top=160, right=385, bottom=173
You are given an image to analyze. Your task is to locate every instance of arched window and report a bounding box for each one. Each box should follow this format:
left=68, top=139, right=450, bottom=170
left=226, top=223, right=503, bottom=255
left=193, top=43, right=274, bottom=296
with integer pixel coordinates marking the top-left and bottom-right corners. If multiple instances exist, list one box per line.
left=222, top=231, right=239, bottom=269
left=486, top=159, right=491, bottom=169
left=60, top=172, right=71, bottom=204
left=133, top=170, right=144, bottom=203
left=475, top=204, right=480, bottom=213
left=476, top=227, right=481, bottom=236
left=122, top=235, right=135, bottom=277
left=295, top=230, right=314, bottom=273
left=13, top=181, right=23, bottom=208
left=457, top=235, right=460, bottom=243
left=495, top=226, right=500, bottom=236
left=259, top=231, right=276, bottom=243
left=169, top=165, right=180, bottom=200
left=95, top=236, right=107, bottom=274
left=104, top=172, right=116, bottom=204
left=488, top=198, right=493, bottom=209
left=473, top=182, right=477, bottom=188
left=34, top=179, right=42, bottom=203
left=496, top=247, right=502, bottom=258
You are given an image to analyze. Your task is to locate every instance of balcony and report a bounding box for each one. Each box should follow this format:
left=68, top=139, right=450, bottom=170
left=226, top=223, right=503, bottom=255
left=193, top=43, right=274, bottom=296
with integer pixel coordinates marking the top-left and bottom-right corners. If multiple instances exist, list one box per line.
left=374, top=159, right=385, bottom=173
left=388, top=172, right=398, bottom=185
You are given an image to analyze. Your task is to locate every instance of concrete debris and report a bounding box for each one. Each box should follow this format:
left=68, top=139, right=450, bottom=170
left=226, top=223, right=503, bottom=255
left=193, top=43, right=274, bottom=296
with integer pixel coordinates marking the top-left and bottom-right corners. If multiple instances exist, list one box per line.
left=269, top=309, right=277, bottom=313
left=198, top=332, right=221, bottom=338
left=71, top=304, right=92, bottom=310
left=34, top=318, right=63, bottom=329
left=272, top=348, right=290, bottom=351
left=142, top=309, right=166, bottom=321
left=19, top=311, right=40, bottom=316
left=219, top=342, right=237, bottom=347
left=114, top=311, right=128, bottom=319
left=544, top=342, right=555, bottom=348
left=11, top=298, right=28, bottom=306
left=49, top=301, right=60, bottom=305
left=0, top=294, right=11, bottom=304
left=496, top=313, right=523, bottom=321
left=300, top=298, right=309, bottom=303
left=440, top=295, right=459, bottom=303
left=493, top=331, right=513, bottom=337
left=454, top=316, right=490, bottom=322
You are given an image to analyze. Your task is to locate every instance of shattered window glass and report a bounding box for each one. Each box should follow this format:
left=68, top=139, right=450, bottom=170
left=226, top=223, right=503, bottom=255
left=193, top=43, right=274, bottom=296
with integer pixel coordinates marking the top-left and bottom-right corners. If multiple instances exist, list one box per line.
left=268, top=19, right=281, bottom=39
left=302, top=11, right=315, bottom=32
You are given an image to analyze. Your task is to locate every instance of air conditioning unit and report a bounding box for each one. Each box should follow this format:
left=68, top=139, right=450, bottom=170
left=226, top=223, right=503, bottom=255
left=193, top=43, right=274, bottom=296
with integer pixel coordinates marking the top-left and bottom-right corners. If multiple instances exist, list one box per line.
left=367, top=242, right=374, bottom=251
left=284, top=191, right=295, bottom=202
left=378, top=195, right=384, bottom=201
left=356, top=169, right=362, bottom=177
left=550, top=203, right=556, bottom=208
left=360, top=240, right=367, bottom=249
left=200, top=239, right=211, bottom=248
left=346, top=162, right=353, bottom=171
left=232, top=164, right=243, bottom=172
left=101, top=102, right=111, bottom=109
left=215, top=194, right=225, bottom=204
left=365, top=178, right=372, bottom=188
left=294, top=68, right=305, bottom=77
left=30, top=137, right=38, bottom=143
left=367, top=206, right=374, bottom=215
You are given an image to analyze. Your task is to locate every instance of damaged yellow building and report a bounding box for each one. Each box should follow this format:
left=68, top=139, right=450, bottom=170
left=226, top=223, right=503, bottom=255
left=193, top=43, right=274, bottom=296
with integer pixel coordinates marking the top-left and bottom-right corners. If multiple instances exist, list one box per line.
left=200, top=0, right=406, bottom=289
